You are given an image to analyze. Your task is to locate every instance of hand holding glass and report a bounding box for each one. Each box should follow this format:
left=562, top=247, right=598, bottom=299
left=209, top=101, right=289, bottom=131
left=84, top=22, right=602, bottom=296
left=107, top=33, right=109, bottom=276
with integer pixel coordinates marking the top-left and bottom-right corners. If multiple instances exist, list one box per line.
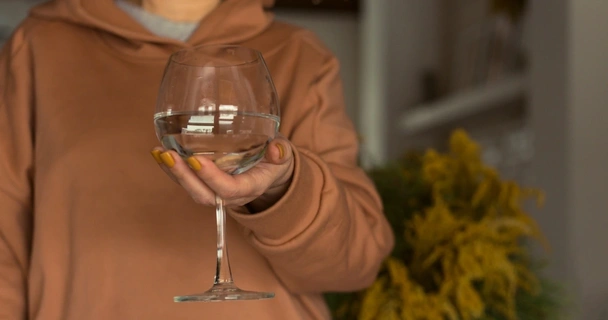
left=153, top=45, right=279, bottom=302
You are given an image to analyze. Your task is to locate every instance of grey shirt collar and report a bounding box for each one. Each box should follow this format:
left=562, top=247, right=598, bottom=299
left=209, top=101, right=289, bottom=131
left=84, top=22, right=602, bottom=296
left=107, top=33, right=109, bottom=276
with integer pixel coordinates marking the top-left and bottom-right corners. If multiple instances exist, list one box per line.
left=115, top=0, right=199, bottom=42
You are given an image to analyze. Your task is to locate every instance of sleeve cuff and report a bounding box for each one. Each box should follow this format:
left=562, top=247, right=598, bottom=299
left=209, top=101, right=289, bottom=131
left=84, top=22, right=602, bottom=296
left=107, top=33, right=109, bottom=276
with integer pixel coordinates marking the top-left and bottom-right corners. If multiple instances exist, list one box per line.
left=228, top=146, right=324, bottom=246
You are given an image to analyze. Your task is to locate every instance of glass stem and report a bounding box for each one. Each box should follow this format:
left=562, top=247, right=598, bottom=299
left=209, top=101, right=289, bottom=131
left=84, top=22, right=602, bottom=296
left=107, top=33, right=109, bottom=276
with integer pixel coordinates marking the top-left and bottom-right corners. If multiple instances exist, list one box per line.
left=213, top=195, right=234, bottom=287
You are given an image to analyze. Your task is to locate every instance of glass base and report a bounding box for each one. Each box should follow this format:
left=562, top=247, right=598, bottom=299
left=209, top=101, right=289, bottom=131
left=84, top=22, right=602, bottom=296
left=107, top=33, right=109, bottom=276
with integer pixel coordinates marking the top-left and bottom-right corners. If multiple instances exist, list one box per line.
left=174, top=283, right=275, bottom=302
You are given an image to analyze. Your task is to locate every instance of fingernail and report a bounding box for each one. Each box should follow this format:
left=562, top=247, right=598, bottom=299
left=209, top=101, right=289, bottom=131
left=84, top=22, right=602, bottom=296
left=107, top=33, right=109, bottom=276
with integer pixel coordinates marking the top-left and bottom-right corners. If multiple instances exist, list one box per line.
left=160, top=152, right=175, bottom=168
left=150, top=150, right=163, bottom=164
left=276, top=143, right=285, bottom=160
left=186, top=157, right=202, bottom=171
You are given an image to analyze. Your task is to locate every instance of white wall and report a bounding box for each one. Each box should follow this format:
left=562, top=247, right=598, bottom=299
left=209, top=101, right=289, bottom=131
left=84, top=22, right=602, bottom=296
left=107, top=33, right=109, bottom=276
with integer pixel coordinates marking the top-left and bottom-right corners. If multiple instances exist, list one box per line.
left=0, top=0, right=42, bottom=46
left=0, top=0, right=43, bottom=26
left=569, top=0, right=608, bottom=317
left=529, top=0, right=608, bottom=318
left=385, top=0, right=441, bottom=161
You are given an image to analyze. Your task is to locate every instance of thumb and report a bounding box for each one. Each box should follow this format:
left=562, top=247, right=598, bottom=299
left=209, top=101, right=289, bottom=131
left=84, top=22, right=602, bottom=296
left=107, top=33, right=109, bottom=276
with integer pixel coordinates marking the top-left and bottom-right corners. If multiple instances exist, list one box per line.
left=265, top=134, right=293, bottom=165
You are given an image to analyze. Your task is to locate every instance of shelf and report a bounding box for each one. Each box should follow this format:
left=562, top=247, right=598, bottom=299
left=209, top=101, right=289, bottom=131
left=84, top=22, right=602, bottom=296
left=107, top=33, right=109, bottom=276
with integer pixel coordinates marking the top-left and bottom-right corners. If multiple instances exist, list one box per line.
left=399, top=73, right=528, bottom=134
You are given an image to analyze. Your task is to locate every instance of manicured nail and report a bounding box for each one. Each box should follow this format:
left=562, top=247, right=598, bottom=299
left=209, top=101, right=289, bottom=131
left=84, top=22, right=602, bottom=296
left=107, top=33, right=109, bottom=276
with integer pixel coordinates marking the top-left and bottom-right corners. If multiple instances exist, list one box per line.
left=160, top=152, right=175, bottom=168
left=150, top=150, right=163, bottom=164
left=276, top=143, right=285, bottom=160
left=186, top=157, right=202, bottom=171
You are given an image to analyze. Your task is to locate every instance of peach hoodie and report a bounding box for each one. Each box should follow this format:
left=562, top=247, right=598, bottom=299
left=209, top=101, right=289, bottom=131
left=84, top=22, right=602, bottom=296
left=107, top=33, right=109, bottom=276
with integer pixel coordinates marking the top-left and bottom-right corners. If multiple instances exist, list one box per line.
left=0, top=0, right=394, bottom=319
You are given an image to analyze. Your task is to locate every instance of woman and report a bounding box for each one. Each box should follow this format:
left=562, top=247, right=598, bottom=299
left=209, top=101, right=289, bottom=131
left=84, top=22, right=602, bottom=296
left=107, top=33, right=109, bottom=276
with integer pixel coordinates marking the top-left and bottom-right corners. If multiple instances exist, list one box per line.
left=0, top=0, right=394, bottom=319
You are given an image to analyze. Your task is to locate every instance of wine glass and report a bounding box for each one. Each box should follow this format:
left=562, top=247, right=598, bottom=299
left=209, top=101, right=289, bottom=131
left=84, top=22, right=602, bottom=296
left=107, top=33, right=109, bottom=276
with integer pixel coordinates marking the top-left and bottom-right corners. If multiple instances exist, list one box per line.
left=153, top=45, right=279, bottom=302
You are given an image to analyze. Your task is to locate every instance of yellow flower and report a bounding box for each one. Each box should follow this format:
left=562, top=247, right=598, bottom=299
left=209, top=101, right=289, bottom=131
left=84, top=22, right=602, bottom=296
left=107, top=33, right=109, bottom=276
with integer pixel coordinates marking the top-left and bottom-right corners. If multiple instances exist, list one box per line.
left=455, top=278, right=484, bottom=320
left=359, top=278, right=389, bottom=320
left=343, top=129, right=547, bottom=320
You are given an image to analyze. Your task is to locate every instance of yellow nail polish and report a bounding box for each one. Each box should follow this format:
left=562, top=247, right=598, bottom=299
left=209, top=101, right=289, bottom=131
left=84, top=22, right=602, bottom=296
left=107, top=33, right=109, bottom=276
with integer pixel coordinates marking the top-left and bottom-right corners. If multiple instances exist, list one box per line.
left=160, top=152, right=175, bottom=168
left=276, top=143, right=285, bottom=160
left=150, top=150, right=163, bottom=164
left=187, top=157, right=202, bottom=171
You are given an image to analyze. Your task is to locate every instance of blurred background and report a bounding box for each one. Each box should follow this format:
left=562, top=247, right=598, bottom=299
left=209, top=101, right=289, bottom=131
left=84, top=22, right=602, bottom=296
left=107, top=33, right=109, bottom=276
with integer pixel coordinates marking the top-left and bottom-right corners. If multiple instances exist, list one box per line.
left=2, top=0, right=607, bottom=318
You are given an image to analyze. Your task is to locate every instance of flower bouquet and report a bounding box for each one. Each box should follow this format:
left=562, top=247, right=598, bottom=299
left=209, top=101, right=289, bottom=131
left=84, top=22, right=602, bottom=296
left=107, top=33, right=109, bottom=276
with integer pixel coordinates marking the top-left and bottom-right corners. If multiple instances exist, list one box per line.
left=326, top=130, right=563, bottom=320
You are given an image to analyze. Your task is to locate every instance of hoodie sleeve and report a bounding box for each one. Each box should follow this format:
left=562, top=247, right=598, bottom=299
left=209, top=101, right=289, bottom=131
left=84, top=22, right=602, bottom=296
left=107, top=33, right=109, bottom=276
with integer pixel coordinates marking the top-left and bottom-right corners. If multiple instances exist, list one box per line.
left=0, top=28, right=35, bottom=319
left=229, top=52, right=394, bottom=294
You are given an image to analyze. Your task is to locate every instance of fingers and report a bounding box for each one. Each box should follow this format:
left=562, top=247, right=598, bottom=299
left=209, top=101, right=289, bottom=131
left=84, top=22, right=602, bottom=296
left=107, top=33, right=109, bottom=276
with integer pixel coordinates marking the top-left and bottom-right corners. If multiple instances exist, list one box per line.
left=187, top=155, right=266, bottom=202
left=151, top=148, right=260, bottom=206
left=265, top=134, right=293, bottom=165
left=149, top=134, right=295, bottom=208
left=150, top=149, right=217, bottom=206
left=150, top=149, right=179, bottom=185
